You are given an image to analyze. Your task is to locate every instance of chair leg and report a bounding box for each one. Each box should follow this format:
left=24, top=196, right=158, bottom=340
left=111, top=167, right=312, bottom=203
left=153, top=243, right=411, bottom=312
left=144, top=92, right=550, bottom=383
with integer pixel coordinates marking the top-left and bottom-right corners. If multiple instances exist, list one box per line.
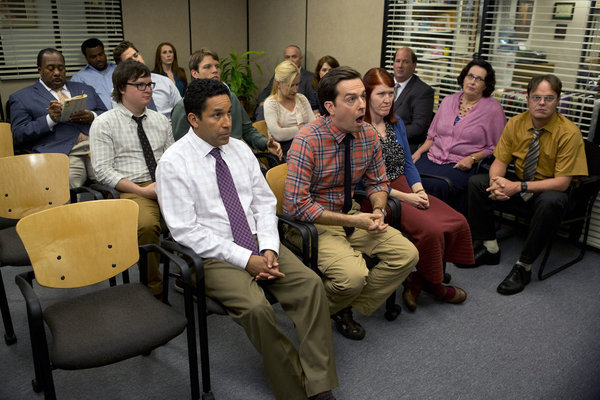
left=442, top=262, right=451, bottom=284
left=538, top=220, right=590, bottom=281
left=195, top=268, right=214, bottom=399
left=384, top=291, right=401, bottom=321
left=0, top=270, right=17, bottom=345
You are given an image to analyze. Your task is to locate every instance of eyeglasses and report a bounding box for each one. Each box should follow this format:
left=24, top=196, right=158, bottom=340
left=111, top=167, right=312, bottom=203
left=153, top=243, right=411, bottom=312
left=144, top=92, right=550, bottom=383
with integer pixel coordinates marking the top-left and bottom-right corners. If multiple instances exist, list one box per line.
left=530, top=95, right=556, bottom=103
left=126, top=82, right=156, bottom=91
left=466, top=73, right=485, bottom=83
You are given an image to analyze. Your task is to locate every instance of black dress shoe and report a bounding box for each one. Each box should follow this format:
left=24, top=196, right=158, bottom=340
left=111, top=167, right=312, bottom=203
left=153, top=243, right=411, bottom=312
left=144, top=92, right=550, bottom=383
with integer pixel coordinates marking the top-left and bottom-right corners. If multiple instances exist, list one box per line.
left=331, top=307, right=365, bottom=340
left=497, top=264, right=531, bottom=295
left=455, top=246, right=501, bottom=268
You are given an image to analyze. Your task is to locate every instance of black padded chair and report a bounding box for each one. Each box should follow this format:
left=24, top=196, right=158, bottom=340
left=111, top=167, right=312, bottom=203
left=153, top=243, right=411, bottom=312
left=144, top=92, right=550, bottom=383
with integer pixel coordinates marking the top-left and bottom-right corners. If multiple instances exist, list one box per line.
left=15, top=199, right=200, bottom=400
left=493, top=139, right=600, bottom=280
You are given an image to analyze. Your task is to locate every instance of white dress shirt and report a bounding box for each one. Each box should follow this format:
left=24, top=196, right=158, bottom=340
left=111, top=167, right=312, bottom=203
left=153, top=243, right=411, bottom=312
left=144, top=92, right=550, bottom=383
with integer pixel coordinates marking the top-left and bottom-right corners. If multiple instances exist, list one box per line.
left=156, top=130, right=279, bottom=269
left=90, top=103, right=173, bottom=187
left=394, top=75, right=413, bottom=101
left=151, top=72, right=181, bottom=119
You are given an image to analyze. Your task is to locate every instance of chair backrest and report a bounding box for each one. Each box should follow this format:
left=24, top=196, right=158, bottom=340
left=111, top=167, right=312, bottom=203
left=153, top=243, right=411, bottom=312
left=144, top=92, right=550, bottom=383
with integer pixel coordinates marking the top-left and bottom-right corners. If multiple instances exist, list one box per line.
left=16, top=199, right=140, bottom=288
left=0, top=122, right=13, bottom=158
left=252, top=120, right=269, bottom=138
left=265, top=163, right=287, bottom=214
left=584, top=139, right=600, bottom=176
left=0, top=153, right=70, bottom=219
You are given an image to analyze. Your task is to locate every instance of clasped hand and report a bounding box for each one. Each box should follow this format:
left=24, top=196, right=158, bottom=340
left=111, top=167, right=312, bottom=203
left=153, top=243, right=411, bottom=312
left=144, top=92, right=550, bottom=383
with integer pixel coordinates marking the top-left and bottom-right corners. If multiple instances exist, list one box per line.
left=353, top=212, right=388, bottom=234
left=245, top=250, right=285, bottom=281
left=486, top=176, right=519, bottom=201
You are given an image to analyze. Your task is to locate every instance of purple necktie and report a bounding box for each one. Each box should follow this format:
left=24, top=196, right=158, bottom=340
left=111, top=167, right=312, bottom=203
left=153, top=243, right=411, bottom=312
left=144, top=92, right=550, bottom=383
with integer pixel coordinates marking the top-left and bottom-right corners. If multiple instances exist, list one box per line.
left=210, top=147, right=259, bottom=255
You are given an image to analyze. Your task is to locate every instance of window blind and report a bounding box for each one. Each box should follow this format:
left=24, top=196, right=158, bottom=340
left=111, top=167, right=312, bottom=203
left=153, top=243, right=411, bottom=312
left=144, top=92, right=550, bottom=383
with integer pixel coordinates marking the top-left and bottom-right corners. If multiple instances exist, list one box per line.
left=0, top=0, right=124, bottom=80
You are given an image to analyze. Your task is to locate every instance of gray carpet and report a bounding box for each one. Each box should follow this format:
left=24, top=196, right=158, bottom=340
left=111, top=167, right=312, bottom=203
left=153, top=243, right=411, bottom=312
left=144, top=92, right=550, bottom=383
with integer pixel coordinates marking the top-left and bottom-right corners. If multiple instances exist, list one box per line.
left=1, top=233, right=599, bottom=400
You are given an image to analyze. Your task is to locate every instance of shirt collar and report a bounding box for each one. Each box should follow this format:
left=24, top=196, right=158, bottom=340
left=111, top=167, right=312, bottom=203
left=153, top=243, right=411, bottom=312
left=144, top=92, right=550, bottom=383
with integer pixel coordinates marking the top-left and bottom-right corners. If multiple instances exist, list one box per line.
left=323, top=115, right=359, bottom=144
left=187, top=128, right=234, bottom=159
left=115, top=102, right=148, bottom=119
left=525, top=110, right=559, bottom=135
left=38, top=78, right=64, bottom=94
left=394, top=75, right=413, bottom=86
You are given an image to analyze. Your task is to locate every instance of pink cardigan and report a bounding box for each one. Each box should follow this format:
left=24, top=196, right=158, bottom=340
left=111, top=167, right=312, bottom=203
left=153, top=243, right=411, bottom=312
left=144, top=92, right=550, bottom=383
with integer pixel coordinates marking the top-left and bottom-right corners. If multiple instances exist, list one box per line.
left=426, top=92, right=506, bottom=164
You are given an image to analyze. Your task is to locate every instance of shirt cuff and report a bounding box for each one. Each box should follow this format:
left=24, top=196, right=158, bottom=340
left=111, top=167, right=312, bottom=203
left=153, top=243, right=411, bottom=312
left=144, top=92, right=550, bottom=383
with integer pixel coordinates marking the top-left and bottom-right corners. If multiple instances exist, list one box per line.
left=46, top=114, right=57, bottom=130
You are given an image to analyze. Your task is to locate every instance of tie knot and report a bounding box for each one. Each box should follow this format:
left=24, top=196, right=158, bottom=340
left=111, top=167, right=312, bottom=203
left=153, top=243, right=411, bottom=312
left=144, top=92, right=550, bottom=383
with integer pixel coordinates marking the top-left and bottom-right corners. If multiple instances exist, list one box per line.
left=132, top=115, right=146, bottom=125
left=209, top=147, right=222, bottom=160
left=343, top=133, right=353, bottom=144
left=533, top=128, right=544, bottom=139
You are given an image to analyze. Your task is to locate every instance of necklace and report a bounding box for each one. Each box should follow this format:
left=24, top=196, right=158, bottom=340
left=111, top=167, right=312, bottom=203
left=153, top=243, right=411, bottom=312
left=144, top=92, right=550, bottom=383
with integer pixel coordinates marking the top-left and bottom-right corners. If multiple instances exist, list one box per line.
left=458, top=96, right=479, bottom=117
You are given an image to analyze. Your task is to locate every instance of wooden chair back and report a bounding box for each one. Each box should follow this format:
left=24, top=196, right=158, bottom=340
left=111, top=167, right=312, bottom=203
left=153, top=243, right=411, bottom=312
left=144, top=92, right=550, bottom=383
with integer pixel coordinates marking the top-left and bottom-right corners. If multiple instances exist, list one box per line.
left=16, top=199, right=140, bottom=288
left=252, top=120, right=269, bottom=138
left=0, top=122, right=14, bottom=158
left=0, top=153, right=70, bottom=219
left=265, top=163, right=287, bottom=214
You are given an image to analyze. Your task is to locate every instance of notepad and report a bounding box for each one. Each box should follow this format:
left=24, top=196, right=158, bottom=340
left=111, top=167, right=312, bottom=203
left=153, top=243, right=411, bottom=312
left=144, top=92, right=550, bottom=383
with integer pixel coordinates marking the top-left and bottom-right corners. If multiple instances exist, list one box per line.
left=60, top=94, right=87, bottom=122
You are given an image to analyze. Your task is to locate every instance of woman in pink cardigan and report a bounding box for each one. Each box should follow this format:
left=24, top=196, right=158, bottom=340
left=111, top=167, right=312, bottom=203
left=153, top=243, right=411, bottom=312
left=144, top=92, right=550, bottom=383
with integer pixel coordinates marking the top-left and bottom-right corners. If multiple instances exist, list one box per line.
left=412, top=59, right=506, bottom=215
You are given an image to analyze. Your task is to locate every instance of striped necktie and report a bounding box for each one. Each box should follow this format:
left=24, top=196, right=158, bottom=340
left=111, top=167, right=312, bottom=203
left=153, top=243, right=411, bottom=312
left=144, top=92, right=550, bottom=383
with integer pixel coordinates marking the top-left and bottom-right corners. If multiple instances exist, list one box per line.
left=521, top=128, right=544, bottom=201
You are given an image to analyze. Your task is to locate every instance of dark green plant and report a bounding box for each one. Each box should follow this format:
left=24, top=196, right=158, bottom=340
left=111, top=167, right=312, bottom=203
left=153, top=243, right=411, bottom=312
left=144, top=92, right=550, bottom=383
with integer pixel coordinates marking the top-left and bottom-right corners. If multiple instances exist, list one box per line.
left=220, top=49, right=264, bottom=101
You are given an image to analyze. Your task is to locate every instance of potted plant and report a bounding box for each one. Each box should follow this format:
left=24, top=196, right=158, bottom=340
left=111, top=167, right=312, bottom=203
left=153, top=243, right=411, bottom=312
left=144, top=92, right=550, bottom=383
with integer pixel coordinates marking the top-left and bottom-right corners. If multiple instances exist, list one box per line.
left=220, top=49, right=264, bottom=113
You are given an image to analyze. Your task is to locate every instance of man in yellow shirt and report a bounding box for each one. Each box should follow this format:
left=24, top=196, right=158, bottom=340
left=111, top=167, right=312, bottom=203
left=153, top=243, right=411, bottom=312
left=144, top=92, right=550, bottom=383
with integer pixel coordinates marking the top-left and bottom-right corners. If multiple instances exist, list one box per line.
left=464, top=74, right=588, bottom=295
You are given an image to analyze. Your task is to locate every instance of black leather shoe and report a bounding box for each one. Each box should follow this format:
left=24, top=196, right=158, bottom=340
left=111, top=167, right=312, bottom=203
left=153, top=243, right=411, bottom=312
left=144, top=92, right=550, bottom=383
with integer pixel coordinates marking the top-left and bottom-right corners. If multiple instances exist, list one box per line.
left=497, top=264, right=531, bottom=295
left=331, top=307, right=365, bottom=340
left=455, top=246, right=501, bottom=268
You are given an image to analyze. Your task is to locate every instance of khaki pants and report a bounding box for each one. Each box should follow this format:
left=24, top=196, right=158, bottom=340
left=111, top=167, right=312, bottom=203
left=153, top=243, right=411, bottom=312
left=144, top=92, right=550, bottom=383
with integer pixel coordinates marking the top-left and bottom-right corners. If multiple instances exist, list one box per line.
left=203, top=244, right=338, bottom=399
left=119, top=184, right=162, bottom=295
left=68, top=139, right=95, bottom=188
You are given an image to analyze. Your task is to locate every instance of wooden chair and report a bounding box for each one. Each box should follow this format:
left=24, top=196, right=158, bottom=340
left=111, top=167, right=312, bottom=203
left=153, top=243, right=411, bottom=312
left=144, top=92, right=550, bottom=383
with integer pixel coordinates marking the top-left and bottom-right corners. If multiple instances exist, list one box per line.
left=265, top=163, right=402, bottom=321
left=0, top=153, right=71, bottom=345
left=0, top=123, right=13, bottom=158
left=15, top=199, right=200, bottom=399
left=252, top=120, right=268, bottom=138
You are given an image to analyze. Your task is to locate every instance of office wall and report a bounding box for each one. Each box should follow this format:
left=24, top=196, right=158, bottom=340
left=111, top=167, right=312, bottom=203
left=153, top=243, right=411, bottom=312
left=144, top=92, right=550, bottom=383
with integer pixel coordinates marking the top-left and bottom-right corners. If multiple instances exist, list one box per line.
left=249, top=0, right=385, bottom=92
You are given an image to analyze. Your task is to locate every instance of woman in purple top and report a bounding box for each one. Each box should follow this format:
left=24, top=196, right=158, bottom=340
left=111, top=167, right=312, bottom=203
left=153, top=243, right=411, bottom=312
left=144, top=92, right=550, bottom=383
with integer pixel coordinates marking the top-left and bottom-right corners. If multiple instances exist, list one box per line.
left=412, top=59, right=506, bottom=215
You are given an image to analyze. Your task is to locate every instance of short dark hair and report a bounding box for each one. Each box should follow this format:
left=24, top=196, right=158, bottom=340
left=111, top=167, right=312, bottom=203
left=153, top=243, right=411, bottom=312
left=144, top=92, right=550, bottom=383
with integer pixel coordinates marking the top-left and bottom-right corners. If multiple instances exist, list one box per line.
left=37, top=48, right=63, bottom=68
left=111, top=59, right=150, bottom=103
left=317, top=66, right=362, bottom=116
left=527, top=74, right=562, bottom=98
left=81, top=38, right=104, bottom=56
left=113, top=40, right=138, bottom=65
left=188, top=48, right=219, bottom=72
left=184, top=78, right=229, bottom=120
left=457, top=58, right=496, bottom=97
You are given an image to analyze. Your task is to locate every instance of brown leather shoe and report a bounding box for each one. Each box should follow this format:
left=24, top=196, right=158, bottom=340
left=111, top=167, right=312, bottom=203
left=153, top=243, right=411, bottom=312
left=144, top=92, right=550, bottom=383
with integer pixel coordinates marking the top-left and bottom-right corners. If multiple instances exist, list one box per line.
left=403, top=286, right=417, bottom=312
left=434, top=285, right=467, bottom=304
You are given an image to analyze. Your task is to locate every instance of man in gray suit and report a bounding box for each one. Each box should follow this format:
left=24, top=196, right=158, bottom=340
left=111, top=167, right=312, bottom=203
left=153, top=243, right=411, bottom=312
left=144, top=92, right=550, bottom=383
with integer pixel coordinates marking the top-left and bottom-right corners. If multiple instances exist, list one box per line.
left=393, top=47, right=434, bottom=152
left=255, top=45, right=319, bottom=119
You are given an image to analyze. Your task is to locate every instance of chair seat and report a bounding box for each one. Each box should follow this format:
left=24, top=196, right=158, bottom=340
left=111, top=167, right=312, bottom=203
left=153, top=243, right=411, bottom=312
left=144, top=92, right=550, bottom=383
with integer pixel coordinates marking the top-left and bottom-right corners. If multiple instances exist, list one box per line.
left=0, top=226, right=29, bottom=266
left=44, top=282, right=186, bottom=370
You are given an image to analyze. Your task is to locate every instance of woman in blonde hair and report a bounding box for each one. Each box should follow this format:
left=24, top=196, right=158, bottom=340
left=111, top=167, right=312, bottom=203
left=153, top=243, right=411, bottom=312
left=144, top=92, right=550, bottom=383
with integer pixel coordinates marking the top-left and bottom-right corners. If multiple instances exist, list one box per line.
left=264, top=60, right=316, bottom=159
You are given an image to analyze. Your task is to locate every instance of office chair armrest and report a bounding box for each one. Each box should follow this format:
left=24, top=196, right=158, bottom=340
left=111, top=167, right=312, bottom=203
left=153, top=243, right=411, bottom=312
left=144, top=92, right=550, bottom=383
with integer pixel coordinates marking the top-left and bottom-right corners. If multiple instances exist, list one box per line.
left=139, top=243, right=193, bottom=289
left=89, top=183, right=120, bottom=199
left=277, top=213, right=320, bottom=275
left=15, top=271, right=44, bottom=331
left=69, top=186, right=103, bottom=203
left=352, top=189, right=401, bottom=225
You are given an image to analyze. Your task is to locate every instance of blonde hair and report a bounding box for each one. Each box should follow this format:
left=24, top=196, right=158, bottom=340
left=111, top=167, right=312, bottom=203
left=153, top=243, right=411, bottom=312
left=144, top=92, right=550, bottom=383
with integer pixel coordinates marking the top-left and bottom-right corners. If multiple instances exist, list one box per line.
left=269, top=60, right=300, bottom=99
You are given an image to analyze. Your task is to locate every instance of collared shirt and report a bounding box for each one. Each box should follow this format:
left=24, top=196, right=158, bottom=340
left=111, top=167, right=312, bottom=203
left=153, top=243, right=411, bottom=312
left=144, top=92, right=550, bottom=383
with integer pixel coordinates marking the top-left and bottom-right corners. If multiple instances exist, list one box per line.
left=39, top=79, right=98, bottom=130
left=150, top=72, right=182, bottom=119
left=90, top=102, right=173, bottom=187
left=156, top=130, right=279, bottom=269
left=494, top=111, right=588, bottom=180
left=426, top=92, right=506, bottom=164
left=283, top=116, right=389, bottom=222
left=394, top=75, right=413, bottom=101
left=70, top=62, right=117, bottom=110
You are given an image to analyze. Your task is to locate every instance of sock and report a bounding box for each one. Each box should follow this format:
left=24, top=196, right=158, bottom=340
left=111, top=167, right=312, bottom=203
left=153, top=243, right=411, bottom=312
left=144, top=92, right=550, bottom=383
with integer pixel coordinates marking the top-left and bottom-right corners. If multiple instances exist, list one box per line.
left=429, top=282, right=456, bottom=300
left=516, top=260, right=532, bottom=271
left=483, top=240, right=499, bottom=254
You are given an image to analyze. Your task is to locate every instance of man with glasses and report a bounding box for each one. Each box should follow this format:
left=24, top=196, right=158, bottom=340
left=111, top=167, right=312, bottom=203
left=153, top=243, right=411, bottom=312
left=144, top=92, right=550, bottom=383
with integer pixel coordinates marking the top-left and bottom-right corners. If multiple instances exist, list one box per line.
left=113, top=40, right=181, bottom=119
left=9, top=48, right=107, bottom=188
left=90, top=59, right=174, bottom=298
left=392, top=47, right=434, bottom=152
left=466, top=74, right=587, bottom=295
left=284, top=66, right=418, bottom=340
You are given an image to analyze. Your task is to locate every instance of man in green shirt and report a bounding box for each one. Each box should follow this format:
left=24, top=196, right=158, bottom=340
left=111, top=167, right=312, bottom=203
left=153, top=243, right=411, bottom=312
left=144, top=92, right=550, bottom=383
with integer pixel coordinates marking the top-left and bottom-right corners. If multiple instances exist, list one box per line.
left=171, top=48, right=282, bottom=159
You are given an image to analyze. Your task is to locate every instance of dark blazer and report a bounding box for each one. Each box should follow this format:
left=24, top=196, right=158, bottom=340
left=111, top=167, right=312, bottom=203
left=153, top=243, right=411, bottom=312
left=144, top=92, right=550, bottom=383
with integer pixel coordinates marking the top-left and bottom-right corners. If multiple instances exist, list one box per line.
left=9, top=80, right=107, bottom=154
left=394, top=74, right=435, bottom=149
left=257, top=68, right=318, bottom=110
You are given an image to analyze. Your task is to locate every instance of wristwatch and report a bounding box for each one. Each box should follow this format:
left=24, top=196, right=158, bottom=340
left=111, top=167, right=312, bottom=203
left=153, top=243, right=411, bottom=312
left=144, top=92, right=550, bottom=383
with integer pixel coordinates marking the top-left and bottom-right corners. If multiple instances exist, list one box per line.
left=377, top=208, right=387, bottom=217
left=521, top=181, right=528, bottom=193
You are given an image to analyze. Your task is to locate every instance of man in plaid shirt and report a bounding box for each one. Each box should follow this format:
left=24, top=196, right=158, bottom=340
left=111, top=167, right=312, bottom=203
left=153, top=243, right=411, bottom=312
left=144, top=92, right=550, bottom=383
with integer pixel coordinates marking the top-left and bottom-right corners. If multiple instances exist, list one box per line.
left=284, top=66, right=418, bottom=340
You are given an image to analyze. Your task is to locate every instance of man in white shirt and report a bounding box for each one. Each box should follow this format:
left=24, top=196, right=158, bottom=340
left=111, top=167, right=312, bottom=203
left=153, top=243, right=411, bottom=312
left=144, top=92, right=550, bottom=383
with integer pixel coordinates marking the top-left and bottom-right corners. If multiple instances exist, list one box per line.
left=393, top=47, right=434, bottom=151
left=113, top=40, right=181, bottom=119
left=90, top=59, right=174, bottom=297
left=156, top=78, right=338, bottom=400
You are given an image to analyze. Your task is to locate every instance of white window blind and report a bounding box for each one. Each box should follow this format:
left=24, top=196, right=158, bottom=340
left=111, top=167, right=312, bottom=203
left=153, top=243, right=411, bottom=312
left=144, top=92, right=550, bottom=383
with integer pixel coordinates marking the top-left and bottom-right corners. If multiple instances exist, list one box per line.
left=381, top=0, right=482, bottom=109
left=0, top=0, right=124, bottom=80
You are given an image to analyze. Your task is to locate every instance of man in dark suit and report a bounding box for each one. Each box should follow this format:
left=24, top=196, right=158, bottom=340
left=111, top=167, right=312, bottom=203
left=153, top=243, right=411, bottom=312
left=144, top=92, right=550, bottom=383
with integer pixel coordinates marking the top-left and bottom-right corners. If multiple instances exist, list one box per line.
left=393, top=47, right=434, bottom=152
left=255, top=45, right=319, bottom=120
left=9, top=48, right=107, bottom=188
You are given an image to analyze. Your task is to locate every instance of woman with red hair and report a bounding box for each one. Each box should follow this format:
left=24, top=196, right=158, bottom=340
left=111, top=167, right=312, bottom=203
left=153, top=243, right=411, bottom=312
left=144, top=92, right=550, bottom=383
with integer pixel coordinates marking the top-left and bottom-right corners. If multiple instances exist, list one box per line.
left=363, top=67, right=474, bottom=311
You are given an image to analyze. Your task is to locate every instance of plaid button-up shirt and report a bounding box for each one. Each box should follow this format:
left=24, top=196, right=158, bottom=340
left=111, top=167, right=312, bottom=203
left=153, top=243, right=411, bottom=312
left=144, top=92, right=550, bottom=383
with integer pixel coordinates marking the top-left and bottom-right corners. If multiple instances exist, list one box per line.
left=283, top=116, right=389, bottom=222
